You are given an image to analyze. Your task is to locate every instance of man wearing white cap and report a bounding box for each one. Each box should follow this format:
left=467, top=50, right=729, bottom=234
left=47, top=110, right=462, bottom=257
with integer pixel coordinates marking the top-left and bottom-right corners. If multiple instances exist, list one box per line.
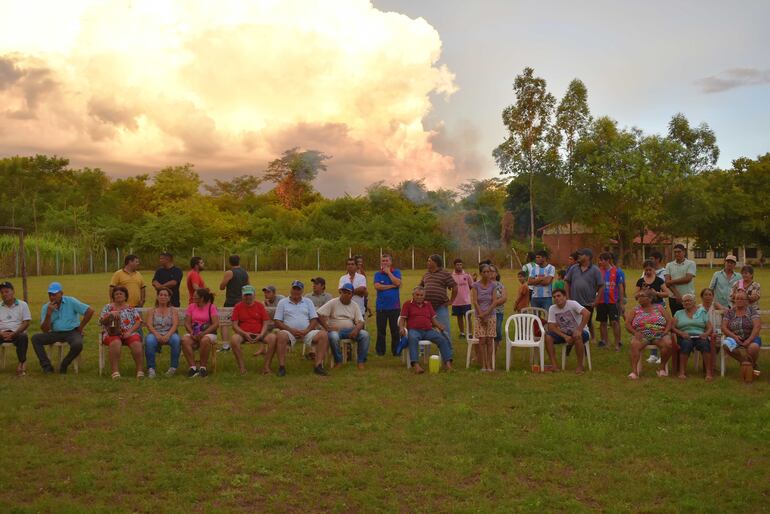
left=709, top=255, right=740, bottom=310
left=32, top=282, right=94, bottom=374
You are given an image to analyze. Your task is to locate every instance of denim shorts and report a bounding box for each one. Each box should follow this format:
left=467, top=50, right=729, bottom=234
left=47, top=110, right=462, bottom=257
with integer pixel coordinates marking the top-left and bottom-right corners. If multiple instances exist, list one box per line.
left=547, top=330, right=589, bottom=345
left=452, top=304, right=472, bottom=316
left=678, top=336, right=710, bottom=354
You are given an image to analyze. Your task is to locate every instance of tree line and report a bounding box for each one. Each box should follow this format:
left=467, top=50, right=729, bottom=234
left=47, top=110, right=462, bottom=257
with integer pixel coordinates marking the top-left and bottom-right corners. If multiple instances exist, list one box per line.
left=495, top=67, right=770, bottom=262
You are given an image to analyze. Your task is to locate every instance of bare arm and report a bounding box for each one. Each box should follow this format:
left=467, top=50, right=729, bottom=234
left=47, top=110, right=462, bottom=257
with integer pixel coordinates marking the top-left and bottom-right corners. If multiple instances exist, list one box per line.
left=219, top=270, right=233, bottom=291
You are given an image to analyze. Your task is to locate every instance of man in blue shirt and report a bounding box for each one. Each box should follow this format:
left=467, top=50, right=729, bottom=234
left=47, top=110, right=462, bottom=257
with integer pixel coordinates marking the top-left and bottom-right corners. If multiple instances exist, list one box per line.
left=32, top=282, right=94, bottom=374
left=373, top=253, right=402, bottom=356
left=270, top=280, right=329, bottom=377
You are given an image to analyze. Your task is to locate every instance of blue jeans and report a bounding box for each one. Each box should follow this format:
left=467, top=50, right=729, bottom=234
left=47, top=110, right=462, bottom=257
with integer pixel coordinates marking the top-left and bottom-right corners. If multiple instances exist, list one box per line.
left=328, top=328, right=370, bottom=364
left=145, top=333, right=181, bottom=369
left=407, top=328, right=452, bottom=364
left=434, top=305, right=451, bottom=342
left=495, top=311, right=504, bottom=343
left=531, top=297, right=552, bottom=310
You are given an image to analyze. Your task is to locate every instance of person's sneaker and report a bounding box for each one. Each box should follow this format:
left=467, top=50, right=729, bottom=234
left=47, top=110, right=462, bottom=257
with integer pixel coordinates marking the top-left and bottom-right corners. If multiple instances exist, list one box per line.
left=42, top=366, right=55, bottom=374
left=217, top=345, right=231, bottom=353
left=148, top=368, right=156, bottom=379
left=597, top=340, right=608, bottom=348
left=198, top=367, right=208, bottom=378
left=459, top=332, right=465, bottom=338
left=647, top=354, right=659, bottom=364
left=187, top=367, right=198, bottom=378
left=165, top=367, right=177, bottom=377
left=314, top=365, right=329, bottom=376
left=278, top=366, right=286, bottom=377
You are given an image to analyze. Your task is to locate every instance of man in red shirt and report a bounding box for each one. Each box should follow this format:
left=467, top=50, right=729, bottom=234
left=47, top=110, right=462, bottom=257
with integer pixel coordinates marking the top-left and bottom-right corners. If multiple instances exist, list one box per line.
left=230, top=285, right=275, bottom=375
left=186, top=256, right=206, bottom=305
left=399, top=286, right=453, bottom=373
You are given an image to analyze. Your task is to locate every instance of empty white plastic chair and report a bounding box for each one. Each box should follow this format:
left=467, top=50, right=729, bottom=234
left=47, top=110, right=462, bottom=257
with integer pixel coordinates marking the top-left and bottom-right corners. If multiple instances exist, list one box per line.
left=505, top=314, right=545, bottom=372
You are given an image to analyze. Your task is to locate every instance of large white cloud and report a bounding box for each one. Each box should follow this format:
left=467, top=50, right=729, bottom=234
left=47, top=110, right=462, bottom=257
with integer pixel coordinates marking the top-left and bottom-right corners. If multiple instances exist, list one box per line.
left=0, top=0, right=459, bottom=194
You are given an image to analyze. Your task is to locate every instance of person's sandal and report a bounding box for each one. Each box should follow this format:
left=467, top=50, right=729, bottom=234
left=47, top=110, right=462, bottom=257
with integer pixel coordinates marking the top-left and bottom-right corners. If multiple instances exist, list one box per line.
left=136, top=371, right=145, bottom=379
left=627, top=372, right=639, bottom=380
left=111, top=371, right=121, bottom=380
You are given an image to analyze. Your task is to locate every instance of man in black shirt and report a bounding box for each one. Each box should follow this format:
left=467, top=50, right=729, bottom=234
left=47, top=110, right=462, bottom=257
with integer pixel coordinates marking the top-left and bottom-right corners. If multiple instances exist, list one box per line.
left=151, top=252, right=184, bottom=307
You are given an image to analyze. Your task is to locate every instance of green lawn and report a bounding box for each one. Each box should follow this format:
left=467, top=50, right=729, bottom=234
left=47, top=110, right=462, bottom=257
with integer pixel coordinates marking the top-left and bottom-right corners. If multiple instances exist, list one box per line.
left=1, top=267, right=769, bottom=513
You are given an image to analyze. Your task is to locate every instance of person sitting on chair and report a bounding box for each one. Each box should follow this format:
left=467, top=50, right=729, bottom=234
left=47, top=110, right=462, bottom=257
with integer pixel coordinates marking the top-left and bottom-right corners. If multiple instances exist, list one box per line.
left=100, top=286, right=143, bottom=379
left=545, top=289, right=590, bottom=374
left=399, top=286, right=453, bottom=374
left=181, top=288, right=219, bottom=378
left=32, top=282, right=94, bottom=374
left=0, top=281, right=31, bottom=376
left=230, top=285, right=275, bottom=375
left=626, top=288, right=674, bottom=380
left=317, top=283, right=370, bottom=369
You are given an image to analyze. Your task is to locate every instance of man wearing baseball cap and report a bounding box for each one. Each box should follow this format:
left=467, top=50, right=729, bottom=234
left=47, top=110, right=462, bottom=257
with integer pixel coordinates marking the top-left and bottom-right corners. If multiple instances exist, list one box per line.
left=564, top=249, right=604, bottom=346
left=306, top=277, right=333, bottom=309
left=269, top=280, right=330, bottom=376
left=229, top=285, right=274, bottom=375
left=709, top=255, right=739, bottom=310
left=32, top=282, right=94, bottom=374
left=316, top=283, right=370, bottom=369
left=0, top=281, right=32, bottom=376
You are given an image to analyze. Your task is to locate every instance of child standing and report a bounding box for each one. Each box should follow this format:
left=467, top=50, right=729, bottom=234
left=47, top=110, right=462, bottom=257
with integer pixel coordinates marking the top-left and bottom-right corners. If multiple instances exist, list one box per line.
left=514, top=271, right=530, bottom=312
left=553, top=269, right=566, bottom=292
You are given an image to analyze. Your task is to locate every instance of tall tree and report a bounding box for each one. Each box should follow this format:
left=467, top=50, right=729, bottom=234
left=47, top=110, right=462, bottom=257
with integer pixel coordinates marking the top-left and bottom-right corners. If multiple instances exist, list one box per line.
left=264, top=148, right=329, bottom=209
left=494, top=67, right=556, bottom=249
left=667, top=113, right=719, bottom=174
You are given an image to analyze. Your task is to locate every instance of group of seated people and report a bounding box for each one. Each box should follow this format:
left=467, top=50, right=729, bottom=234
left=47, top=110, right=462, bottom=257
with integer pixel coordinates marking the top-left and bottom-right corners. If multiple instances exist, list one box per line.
left=0, top=249, right=763, bottom=381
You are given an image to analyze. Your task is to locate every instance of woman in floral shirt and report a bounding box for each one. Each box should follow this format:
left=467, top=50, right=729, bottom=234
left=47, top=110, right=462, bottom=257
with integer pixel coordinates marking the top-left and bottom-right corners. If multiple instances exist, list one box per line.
left=730, top=265, right=761, bottom=306
left=100, top=286, right=144, bottom=379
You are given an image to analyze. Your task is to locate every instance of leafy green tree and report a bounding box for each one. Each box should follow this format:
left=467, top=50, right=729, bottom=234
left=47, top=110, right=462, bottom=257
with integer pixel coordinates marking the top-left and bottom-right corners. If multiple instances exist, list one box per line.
left=494, top=67, right=557, bottom=249
left=264, top=148, right=329, bottom=209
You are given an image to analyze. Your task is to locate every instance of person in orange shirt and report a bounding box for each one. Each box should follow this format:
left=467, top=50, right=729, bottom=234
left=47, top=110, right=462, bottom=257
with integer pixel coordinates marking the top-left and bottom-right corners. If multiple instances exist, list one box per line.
left=515, top=270, right=530, bottom=312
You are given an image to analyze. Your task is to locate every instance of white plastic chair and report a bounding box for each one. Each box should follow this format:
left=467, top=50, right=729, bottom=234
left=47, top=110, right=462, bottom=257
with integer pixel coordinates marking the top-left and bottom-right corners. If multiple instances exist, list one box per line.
left=464, top=310, right=495, bottom=369
left=520, top=307, right=547, bottom=364
left=0, top=341, right=16, bottom=369
left=637, top=344, right=669, bottom=375
left=51, top=341, right=81, bottom=374
left=505, top=314, right=545, bottom=372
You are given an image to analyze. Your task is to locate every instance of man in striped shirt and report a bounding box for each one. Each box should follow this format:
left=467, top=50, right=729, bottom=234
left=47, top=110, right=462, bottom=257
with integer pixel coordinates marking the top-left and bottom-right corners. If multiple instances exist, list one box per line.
left=528, top=250, right=555, bottom=311
left=419, top=255, right=458, bottom=342
left=596, top=252, right=625, bottom=350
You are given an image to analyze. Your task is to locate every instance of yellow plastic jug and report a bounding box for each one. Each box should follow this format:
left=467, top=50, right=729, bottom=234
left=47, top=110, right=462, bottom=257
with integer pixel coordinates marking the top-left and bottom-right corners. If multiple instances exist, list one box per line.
left=429, top=355, right=441, bottom=373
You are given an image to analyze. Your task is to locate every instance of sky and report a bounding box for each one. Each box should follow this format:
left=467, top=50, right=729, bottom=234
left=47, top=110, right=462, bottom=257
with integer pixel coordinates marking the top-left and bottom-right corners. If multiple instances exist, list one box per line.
left=1, top=0, right=769, bottom=196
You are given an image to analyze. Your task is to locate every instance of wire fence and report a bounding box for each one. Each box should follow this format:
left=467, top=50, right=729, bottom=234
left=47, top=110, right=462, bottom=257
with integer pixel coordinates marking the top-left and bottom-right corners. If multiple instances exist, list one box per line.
left=0, top=244, right=523, bottom=277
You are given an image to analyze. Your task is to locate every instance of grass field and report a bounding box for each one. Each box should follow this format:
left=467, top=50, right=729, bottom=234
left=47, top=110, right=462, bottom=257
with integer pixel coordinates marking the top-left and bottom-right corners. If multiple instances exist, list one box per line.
left=1, top=266, right=769, bottom=513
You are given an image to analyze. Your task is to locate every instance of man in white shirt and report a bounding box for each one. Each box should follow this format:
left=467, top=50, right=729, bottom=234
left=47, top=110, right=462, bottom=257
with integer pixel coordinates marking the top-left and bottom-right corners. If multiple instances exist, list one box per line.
left=545, top=289, right=591, bottom=374
left=0, top=281, right=32, bottom=376
left=339, top=257, right=367, bottom=314
left=317, top=283, right=370, bottom=369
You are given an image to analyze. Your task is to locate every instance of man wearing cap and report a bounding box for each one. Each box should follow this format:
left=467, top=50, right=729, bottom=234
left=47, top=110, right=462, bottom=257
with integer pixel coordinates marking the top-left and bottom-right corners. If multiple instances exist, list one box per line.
left=306, top=277, right=333, bottom=309
left=255, top=285, right=285, bottom=357
left=564, top=249, right=604, bottom=345
left=32, top=282, right=94, bottom=374
left=317, top=283, right=370, bottom=369
left=0, top=281, right=32, bottom=376
left=270, top=281, right=329, bottom=376
left=110, top=254, right=146, bottom=307
left=229, top=285, right=274, bottom=375
left=709, top=255, right=740, bottom=310
left=339, top=258, right=367, bottom=315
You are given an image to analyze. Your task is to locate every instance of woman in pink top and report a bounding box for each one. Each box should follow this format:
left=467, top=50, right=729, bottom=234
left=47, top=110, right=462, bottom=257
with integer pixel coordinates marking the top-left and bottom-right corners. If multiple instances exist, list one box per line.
left=182, top=288, right=220, bottom=378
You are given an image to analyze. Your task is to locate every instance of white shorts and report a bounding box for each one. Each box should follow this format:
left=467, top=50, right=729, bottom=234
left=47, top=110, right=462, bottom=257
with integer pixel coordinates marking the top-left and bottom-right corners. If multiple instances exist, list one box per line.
left=281, top=329, right=321, bottom=347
